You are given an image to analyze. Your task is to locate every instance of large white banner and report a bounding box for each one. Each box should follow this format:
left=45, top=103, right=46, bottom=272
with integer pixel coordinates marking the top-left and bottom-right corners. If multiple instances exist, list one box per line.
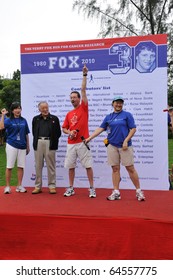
left=21, top=34, right=169, bottom=190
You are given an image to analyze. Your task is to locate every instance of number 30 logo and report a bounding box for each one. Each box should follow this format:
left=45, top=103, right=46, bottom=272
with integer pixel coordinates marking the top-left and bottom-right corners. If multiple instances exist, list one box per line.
left=108, top=43, right=131, bottom=75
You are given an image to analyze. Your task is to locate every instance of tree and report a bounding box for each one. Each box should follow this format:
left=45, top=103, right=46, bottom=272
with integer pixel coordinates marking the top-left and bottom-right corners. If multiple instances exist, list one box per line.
left=73, top=0, right=173, bottom=35
left=0, top=73, right=20, bottom=110
left=13, top=69, right=20, bottom=81
left=73, top=0, right=173, bottom=100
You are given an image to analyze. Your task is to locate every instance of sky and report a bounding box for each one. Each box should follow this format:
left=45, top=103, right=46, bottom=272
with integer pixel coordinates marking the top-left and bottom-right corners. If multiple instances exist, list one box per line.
left=0, top=0, right=101, bottom=78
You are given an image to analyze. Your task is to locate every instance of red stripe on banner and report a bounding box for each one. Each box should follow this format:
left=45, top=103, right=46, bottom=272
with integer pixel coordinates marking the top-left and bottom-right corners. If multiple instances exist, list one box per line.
left=20, top=34, right=167, bottom=54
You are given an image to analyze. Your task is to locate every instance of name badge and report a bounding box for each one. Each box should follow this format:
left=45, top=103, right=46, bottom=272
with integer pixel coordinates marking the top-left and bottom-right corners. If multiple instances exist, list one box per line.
left=17, top=133, right=20, bottom=140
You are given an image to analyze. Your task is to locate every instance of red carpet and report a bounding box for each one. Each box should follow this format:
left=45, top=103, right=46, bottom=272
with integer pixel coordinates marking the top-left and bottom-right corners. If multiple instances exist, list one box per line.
left=0, top=187, right=173, bottom=260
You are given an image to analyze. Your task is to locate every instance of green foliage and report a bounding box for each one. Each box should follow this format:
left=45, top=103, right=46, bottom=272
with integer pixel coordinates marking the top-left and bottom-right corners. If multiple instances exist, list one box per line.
left=0, top=70, right=20, bottom=110
left=168, top=138, right=173, bottom=167
left=0, top=145, right=17, bottom=187
left=0, top=78, right=3, bottom=90
left=13, top=69, right=20, bottom=81
left=73, top=0, right=173, bottom=101
left=168, top=88, right=173, bottom=106
left=168, top=126, right=173, bottom=139
left=73, top=0, right=173, bottom=37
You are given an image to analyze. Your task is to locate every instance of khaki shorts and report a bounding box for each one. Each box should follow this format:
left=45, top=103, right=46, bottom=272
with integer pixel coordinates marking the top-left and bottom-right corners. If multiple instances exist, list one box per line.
left=107, top=144, right=134, bottom=166
left=64, top=142, right=93, bottom=169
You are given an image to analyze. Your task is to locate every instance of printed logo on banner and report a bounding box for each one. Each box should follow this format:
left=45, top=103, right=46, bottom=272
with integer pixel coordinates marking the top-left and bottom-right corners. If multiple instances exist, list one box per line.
left=108, top=41, right=157, bottom=75
left=30, top=173, right=36, bottom=180
left=108, top=43, right=132, bottom=74
left=21, top=40, right=166, bottom=75
left=134, top=41, right=157, bottom=73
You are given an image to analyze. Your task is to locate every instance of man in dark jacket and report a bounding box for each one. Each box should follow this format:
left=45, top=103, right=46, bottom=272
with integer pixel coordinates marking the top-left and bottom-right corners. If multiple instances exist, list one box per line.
left=32, top=101, right=61, bottom=194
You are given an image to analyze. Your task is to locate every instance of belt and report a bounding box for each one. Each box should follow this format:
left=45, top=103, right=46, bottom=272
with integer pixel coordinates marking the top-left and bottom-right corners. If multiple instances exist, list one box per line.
left=38, top=137, right=50, bottom=140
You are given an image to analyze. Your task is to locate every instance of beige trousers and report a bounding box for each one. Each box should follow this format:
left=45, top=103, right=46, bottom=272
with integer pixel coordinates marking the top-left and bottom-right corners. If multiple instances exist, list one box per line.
left=34, top=139, right=56, bottom=189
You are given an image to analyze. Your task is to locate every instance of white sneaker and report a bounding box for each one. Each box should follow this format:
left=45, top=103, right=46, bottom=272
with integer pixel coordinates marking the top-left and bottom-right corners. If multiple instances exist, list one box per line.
left=4, top=186, right=11, bottom=194
left=16, top=186, right=27, bottom=193
left=89, top=188, right=96, bottom=198
left=64, top=187, right=75, bottom=197
left=107, top=190, right=121, bottom=201
left=136, top=189, right=145, bottom=201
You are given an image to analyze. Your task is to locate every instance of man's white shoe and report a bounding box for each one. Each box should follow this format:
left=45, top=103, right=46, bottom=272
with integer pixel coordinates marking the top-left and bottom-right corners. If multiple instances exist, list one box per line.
left=89, top=188, right=96, bottom=198
left=136, top=189, right=145, bottom=201
left=16, top=186, right=27, bottom=193
left=107, top=190, right=121, bottom=201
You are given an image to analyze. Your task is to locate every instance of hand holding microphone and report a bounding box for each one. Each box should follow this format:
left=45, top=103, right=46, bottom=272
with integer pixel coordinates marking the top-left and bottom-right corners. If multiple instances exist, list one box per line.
left=69, top=129, right=79, bottom=139
left=163, top=107, right=173, bottom=112
left=69, top=128, right=90, bottom=150
left=81, top=136, right=90, bottom=150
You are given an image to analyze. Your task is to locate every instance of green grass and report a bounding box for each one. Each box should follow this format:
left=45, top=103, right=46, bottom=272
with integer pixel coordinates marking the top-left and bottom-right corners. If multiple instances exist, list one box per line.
left=168, top=139, right=173, bottom=168
left=0, top=145, right=17, bottom=186
left=0, top=140, right=173, bottom=186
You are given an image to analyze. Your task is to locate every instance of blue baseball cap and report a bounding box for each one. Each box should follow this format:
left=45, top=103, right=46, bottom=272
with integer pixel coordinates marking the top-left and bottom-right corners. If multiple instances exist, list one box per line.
left=112, top=96, right=124, bottom=103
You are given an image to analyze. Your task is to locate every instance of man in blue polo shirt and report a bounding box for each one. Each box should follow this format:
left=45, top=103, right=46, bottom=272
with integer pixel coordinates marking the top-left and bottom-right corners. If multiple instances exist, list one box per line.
left=85, top=96, right=145, bottom=201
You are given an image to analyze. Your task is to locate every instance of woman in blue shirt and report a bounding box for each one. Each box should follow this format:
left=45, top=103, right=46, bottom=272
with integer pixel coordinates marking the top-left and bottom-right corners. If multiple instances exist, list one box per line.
left=86, top=96, right=145, bottom=201
left=0, top=102, right=30, bottom=194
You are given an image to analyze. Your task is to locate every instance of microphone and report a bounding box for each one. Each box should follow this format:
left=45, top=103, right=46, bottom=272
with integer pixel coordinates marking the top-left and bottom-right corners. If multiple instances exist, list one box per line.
left=81, top=136, right=90, bottom=150
left=69, top=129, right=79, bottom=139
left=163, top=107, right=173, bottom=112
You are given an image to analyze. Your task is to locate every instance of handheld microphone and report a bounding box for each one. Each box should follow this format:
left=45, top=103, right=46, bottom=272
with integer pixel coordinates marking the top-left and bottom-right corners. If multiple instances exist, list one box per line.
left=163, top=107, right=173, bottom=112
left=81, top=136, right=90, bottom=150
left=69, top=129, right=79, bottom=139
